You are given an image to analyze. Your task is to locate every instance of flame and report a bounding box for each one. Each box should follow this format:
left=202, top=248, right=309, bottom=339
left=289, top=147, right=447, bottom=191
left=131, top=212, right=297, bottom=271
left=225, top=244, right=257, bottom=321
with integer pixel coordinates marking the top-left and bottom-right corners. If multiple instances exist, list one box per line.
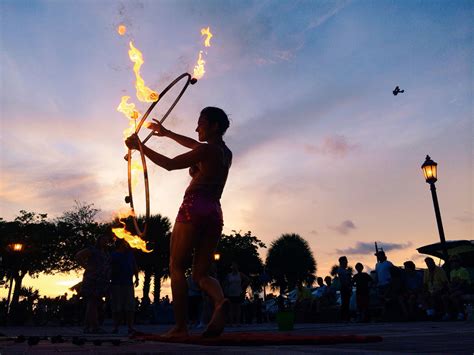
left=115, top=40, right=156, bottom=253
left=201, top=27, right=213, bottom=47
left=130, top=159, right=143, bottom=187
left=128, top=41, right=159, bottom=102
left=117, top=96, right=140, bottom=120
left=112, top=209, right=152, bottom=253
left=117, top=25, right=127, bottom=36
left=117, top=96, right=141, bottom=139
left=192, top=27, right=213, bottom=80
left=193, top=51, right=206, bottom=80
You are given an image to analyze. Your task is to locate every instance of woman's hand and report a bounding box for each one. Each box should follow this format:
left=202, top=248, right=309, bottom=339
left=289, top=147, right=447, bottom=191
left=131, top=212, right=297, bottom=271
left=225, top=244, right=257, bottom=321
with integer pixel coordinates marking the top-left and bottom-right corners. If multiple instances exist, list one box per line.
left=145, top=119, right=170, bottom=137
left=125, top=133, right=141, bottom=150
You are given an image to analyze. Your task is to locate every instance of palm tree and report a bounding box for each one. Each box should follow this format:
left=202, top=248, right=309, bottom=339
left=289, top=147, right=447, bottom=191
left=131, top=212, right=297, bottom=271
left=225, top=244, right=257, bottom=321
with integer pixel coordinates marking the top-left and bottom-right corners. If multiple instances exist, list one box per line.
left=132, top=214, right=171, bottom=303
left=265, top=233, right=316, bottom=294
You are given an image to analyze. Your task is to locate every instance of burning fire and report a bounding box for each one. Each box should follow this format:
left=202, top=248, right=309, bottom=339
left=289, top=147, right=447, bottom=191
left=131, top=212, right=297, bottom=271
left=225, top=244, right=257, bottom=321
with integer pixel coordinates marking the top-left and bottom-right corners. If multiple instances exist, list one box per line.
left=117, top=96, right=140, bottom=120
left=112, top=209, right=152, bottom=253
left=128, top=42, right=159, bottom=102
left=117, top=24, right=127, bottom=36
left=192, top=27, right=213, bottom=80
left=193, top=51, right=206, bottom=80
left=201, top=27, right=213, bottom=47
left=115, top=40, right=158, bottom=252
left=117, top=96, right=141, bottom=139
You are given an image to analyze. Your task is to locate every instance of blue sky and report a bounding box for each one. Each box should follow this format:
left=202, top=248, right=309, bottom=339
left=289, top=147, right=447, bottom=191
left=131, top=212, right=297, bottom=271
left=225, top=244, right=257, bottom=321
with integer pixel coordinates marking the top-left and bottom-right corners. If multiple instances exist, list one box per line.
left=0, top=0, right=472, bottom=296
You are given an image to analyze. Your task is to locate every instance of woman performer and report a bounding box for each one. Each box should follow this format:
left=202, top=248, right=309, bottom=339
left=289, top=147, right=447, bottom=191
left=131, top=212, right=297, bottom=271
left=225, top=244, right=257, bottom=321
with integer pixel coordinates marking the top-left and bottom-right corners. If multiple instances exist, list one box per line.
left=125, top=107, right=232, bottom=338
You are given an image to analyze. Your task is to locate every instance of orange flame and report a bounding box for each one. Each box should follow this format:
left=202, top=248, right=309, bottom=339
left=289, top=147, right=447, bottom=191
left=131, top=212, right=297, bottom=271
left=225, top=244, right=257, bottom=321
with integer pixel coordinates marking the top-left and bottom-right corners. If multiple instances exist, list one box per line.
left=117, top=96, right=140, bottom=120
left=128, top=42, right=159, bottom=102
left=201, top=27, right=213, bottom=47
left=192, top=27, right=213, bottom=80
left=117, top=25, right=127, bottom=36
left=130, top=159, right=144, bottom=187
left=193, top=51, right=206, bottom=80
left=112, top=209, right=152, bottom=253
left=115, top=40, right=156, bottom=253
left=117, top=96, right=141, bottom=139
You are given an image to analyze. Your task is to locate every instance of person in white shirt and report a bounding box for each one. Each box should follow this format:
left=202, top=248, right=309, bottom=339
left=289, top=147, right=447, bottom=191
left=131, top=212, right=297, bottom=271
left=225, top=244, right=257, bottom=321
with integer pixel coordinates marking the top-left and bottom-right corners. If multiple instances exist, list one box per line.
left=224, top=262, right=250, bottom=326
left=374, top=251, right=393, bottom=294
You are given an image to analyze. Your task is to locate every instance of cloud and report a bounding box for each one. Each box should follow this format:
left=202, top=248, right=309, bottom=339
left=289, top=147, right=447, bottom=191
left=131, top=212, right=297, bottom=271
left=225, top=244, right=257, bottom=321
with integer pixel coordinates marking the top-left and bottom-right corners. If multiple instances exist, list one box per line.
left=306, top=0, right=352, bottom=30
left=0, top=166, right=104, bottom=218
left=330, top=219, right=356, bottom=235
left=229, top=83, right=363, bottom=160
left=304, top=134, right=358, bottom=158
left=336, top=241, right=413, bottom=255
left=454, top=211, right=473, bottom=223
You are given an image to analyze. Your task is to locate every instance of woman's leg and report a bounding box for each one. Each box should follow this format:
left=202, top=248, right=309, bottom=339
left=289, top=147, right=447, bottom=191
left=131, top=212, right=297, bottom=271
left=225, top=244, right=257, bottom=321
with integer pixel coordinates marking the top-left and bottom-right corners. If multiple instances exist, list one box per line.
left=192, top=224, right=229, bottom=337
left=163, top=222, right=196, bottom=337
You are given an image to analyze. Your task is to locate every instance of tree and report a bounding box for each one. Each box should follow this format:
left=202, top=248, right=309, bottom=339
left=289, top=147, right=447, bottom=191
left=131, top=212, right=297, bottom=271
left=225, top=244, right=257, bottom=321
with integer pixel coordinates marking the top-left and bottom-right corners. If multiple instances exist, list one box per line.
left=0, top=211, right=58, bottom=310
left=215, top=231, right=266, bottom=292
left=54, top=201, right=104, bottom=272
left=125, top=214, right=171, bottom=302
left=265, top=233, right=317, bottom=294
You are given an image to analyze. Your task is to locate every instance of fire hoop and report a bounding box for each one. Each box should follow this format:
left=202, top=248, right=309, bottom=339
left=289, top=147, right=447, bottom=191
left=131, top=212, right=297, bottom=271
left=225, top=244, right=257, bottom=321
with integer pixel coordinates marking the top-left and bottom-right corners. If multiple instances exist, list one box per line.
left=125, top=72, right=197, bottom=237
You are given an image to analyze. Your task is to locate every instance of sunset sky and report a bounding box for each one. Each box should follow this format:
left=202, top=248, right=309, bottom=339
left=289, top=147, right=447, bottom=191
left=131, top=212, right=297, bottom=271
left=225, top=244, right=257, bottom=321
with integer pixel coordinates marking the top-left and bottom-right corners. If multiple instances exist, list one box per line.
left=0, top=0, right=472, bottom=299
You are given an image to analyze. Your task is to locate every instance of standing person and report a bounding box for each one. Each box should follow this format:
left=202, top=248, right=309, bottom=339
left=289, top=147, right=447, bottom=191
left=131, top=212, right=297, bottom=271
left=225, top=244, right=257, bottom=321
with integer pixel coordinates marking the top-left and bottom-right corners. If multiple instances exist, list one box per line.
left=399, top=261, right=423, bottom=319
left=110, top=238, right=139, bottom=335
left=75, top=233, right=111, bottom=334
left=126, top=107, right=232, bottom=338
left=352, top=263, right=372, bottom=322
left=443, top=255, right=470, bottom=320
left=337, top=256, right=352, bottom=321
left=422, top=257, right=448, bottom=318
left=374, top=251, right=393, bottom=297
left=225, top=262, right=250, bottom=327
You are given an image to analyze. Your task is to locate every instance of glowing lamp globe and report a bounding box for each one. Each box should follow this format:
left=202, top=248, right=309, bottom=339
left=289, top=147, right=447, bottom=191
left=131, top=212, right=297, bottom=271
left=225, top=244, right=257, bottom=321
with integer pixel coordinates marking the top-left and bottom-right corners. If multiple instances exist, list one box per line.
left=213, top=253, right=220, bottom=261
left=421, top=155, right=438, bottom=184
left=11, top=243, right=24, bottom=252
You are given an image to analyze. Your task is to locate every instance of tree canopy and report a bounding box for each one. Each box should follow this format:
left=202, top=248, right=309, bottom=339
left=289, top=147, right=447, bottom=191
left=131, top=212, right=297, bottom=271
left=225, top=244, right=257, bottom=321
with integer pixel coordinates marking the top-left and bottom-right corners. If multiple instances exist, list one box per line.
left=265, top=233, right=317, bottom=294
left=215, top=231, right=266, bottom=291
left=54, top=201, right=105, bottom=272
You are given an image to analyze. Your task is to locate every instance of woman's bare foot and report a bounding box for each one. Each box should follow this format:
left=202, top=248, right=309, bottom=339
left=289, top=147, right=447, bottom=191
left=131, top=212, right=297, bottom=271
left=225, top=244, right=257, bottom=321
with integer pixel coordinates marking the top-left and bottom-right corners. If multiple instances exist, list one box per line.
left=202, top=298, right=230, bottom=338
left=160, top=326, right=189, bottom=339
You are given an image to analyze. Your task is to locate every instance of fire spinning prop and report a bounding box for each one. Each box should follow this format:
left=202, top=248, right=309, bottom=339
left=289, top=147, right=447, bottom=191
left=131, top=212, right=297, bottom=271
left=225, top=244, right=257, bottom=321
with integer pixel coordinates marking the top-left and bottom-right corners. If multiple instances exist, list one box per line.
left=114, top=25, right=213, bottom=251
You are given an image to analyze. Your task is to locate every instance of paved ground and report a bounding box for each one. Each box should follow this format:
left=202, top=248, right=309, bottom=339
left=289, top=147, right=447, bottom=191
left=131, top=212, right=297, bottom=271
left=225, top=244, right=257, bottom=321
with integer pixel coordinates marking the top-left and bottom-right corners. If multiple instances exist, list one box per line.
left=0, top=321, right=473, bottom=354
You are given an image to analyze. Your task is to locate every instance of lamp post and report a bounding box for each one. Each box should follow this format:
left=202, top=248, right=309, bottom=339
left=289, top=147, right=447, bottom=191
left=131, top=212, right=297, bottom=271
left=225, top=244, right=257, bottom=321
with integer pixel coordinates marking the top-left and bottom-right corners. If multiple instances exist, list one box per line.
left=6, top=242, right=24, bottom=317
left=421, top=155, right=450, bottom=266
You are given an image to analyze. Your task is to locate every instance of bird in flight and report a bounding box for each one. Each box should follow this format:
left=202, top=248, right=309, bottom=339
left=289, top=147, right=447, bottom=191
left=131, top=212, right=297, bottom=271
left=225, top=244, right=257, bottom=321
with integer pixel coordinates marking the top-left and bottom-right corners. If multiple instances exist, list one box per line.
left=393, top=86, right=405, bottom=96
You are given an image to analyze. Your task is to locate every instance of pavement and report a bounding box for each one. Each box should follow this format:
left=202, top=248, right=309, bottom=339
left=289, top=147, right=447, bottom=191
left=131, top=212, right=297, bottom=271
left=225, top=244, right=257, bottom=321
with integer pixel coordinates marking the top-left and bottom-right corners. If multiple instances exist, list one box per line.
left=0, top=321, right=473, bottom=354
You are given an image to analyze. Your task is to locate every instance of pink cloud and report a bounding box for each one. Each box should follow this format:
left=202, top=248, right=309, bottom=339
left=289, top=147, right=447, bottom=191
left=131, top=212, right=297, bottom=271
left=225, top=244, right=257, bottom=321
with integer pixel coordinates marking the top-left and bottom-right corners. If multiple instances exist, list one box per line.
left=304, top=134, right=358, bottom=158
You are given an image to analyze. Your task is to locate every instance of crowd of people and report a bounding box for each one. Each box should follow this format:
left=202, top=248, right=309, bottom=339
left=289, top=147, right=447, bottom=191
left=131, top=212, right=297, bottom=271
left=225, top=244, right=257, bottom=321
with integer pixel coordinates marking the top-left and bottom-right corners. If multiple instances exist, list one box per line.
left=293, top=251, right=473, bottom=322
left=2, top=244, right=472, bottom=328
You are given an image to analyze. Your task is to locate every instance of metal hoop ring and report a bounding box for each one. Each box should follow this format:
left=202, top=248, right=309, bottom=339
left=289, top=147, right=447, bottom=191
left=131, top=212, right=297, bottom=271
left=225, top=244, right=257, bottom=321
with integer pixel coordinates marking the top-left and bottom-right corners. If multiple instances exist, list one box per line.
left=125, top=73, right=197, bottom=237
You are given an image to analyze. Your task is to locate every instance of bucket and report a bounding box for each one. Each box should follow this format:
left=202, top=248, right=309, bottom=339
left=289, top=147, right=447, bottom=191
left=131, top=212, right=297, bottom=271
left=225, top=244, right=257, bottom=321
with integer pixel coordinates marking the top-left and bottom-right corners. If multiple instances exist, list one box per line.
left=276, top=311, right=295, bottom=331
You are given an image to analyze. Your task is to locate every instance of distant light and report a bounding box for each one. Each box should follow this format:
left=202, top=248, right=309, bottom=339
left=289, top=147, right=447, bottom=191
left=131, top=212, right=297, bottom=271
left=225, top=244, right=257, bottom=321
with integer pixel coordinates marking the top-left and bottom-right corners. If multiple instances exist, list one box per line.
left=11, top=243, right=24, bottom=252
left=117, top=25, right=127, bottom=36
left=214, top=253, right=220, bottom=261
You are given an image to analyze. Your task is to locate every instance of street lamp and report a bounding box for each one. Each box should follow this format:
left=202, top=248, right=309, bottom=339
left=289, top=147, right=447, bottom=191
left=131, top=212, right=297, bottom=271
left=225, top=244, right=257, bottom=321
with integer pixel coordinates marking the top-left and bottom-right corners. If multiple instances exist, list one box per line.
left=10, top=243, right=24, bottom=252
left=213, top=252, right=220, bottom=261
left=6, top=242, right=25, bottom=317
left=421, top=155, right=449, bottom=266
